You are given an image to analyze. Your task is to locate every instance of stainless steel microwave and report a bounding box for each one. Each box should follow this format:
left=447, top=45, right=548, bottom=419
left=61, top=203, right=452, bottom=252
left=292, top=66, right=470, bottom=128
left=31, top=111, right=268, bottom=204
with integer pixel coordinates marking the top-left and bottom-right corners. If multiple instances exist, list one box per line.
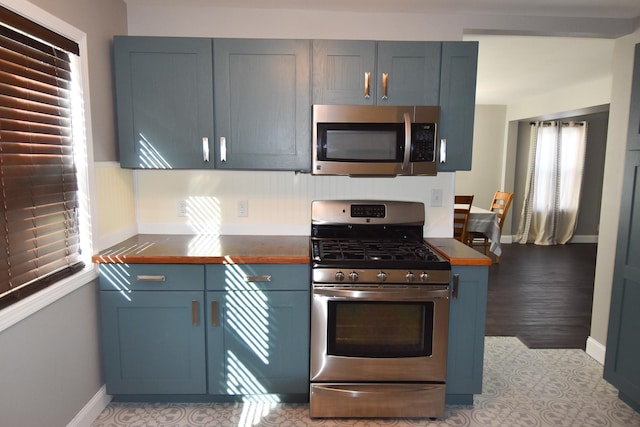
left=312, top=104, right=440, bottom=176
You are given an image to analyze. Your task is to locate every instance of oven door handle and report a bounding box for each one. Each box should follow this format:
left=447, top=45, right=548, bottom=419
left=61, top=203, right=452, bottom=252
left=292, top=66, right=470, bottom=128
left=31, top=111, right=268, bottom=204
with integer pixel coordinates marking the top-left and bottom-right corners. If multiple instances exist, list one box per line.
left=313, top=287, right=449, bottom=301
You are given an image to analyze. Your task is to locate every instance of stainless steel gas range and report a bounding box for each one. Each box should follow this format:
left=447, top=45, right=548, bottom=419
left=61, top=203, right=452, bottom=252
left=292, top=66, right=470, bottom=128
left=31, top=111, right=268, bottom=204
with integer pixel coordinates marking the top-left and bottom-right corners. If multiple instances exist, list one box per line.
left=309, top=200, right=452, bottom=419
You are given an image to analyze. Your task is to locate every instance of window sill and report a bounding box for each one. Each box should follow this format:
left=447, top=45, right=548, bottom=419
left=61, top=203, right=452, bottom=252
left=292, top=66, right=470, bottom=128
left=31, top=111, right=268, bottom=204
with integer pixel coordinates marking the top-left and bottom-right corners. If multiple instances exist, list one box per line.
left=0, top=265, right=99, bottom=334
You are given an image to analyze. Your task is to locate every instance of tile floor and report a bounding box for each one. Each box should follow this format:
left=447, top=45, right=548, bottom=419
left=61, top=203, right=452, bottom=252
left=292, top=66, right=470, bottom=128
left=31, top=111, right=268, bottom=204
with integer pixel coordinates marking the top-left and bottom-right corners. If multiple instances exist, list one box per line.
left=91, top=337, right=640, bottom=427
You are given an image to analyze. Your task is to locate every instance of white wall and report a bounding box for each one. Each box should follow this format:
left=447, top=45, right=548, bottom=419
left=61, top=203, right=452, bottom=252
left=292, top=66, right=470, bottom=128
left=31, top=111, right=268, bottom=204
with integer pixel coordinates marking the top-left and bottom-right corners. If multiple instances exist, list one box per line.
left=455, top=105, right=507, bottom=211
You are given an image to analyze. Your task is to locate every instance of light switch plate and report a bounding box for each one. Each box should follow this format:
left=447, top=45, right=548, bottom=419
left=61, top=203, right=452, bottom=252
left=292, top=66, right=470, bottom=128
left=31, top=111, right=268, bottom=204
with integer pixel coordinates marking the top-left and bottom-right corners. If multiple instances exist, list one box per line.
left=237, top=200, right=248, bottom=217
left=431, top=189, right=443, bottom=207
left=177, top=200, right=188, bottom=217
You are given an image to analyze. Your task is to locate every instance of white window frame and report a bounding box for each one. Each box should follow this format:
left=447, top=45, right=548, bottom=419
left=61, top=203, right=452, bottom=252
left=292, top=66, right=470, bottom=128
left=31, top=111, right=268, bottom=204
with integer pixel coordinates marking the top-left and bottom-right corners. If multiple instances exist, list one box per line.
left=0, top=0, right=97, bottom=333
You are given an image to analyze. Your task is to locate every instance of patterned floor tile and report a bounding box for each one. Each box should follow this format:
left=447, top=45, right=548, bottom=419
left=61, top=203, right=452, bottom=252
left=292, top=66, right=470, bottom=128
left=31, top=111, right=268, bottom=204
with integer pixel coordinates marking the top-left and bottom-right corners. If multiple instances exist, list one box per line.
left=91, top=337, right=640, bottom=427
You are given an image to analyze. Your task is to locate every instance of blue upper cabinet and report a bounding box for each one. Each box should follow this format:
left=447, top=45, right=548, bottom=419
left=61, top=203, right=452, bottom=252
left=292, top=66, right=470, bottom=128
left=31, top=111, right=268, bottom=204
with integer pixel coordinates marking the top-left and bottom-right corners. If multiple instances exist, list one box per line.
left=312, top=40, right=376, bottom=105
left=213, top=39, right=311, bottom=171
left=438, top=41, right=478, bottom=171
left=113, top=36, right=215, bottom=169
left=376, top=41, right=441, bottom=105
left=312, top=40, right=441, bottom=106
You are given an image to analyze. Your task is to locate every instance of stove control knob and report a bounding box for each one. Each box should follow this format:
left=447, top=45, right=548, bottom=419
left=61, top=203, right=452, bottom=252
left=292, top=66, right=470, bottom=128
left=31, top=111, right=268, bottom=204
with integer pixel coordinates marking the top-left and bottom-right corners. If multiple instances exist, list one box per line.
left=377, top=271, right=387, bottom=282
left=349, top=271, right=359, bottom=282
left=420, top=272, right=430, bottom=282
left=406, top=272, right=415, bottom=282
left=335, top=271, right=345, bottom=282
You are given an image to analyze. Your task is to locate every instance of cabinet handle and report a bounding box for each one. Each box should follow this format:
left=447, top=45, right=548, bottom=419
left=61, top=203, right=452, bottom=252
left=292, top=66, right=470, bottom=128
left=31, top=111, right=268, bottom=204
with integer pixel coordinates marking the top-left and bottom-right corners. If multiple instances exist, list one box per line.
left=192, top=300, right=199, bottom=326
left=381, top=72, right=389, bottom=100
left=364, top=72, right=371, bottom=99
left=453, top=274, right=459, bottom=300
left=440, top=138, right=447, bottom=164
left=245, top=275, right=271, bottom=282
left=202, top=137, right=209, bottom=162
left=211, top=301, right=218, bottom=326
left=136, top=275, right=165, bottom=282
left=220, top=137, right=227, bottom=162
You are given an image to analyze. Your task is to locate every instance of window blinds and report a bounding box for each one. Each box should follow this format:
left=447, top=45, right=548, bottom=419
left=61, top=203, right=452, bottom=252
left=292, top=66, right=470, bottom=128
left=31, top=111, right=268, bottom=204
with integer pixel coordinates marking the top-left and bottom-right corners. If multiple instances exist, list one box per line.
left=0, top=6, right=84, bottom=308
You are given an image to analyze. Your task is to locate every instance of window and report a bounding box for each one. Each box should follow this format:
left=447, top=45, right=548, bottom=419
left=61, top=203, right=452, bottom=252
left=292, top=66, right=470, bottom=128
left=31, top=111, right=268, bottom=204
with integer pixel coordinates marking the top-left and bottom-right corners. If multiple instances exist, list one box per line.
left=0, top=5, right=87, bottom=309
left=516, top=120, right=588, bottom=245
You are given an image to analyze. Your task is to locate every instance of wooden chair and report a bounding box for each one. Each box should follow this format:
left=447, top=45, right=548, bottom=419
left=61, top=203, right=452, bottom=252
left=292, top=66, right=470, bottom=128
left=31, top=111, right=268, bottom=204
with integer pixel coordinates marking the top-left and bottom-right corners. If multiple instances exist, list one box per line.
left=468, top=191, right=514, bottom=260
left=453, top=195, right=474, bottom=243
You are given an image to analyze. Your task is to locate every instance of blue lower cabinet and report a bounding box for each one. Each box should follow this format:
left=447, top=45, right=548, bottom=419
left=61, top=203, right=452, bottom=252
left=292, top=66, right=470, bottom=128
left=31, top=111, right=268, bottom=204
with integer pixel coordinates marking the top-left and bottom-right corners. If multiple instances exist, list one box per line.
left=206, top=264, right=310, bottom=397
left=207, top=290, right=310, bottom=396
left=446, top=265, right=488, bottom=404
left=99, top=263, right=310, bottom=399
left=100, top=290, right=207, bottom=394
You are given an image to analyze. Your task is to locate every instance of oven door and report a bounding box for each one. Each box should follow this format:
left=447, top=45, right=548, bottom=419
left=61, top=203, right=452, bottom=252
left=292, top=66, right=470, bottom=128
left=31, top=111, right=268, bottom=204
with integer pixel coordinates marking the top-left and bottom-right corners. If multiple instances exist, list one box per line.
left=310, top=285, right=449, bottom=382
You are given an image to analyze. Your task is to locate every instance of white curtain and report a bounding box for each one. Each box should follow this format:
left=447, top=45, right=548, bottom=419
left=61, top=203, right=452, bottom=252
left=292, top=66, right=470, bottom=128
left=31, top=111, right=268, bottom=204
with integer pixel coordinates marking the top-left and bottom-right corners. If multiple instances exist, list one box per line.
left=516, top=121, right=588, bottom=245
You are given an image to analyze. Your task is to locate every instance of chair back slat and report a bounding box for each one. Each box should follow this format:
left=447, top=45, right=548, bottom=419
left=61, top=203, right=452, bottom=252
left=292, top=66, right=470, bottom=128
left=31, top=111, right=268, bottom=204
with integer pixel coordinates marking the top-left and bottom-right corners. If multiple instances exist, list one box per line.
left=454, top=195, right=474, bottom=242
left=491, top=191, right=514, bottom=232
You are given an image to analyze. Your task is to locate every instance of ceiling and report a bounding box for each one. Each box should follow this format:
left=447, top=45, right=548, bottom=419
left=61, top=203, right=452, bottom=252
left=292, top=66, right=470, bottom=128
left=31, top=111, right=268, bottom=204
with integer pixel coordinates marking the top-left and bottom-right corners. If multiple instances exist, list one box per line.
left=130, top=0, right=640, bottom=19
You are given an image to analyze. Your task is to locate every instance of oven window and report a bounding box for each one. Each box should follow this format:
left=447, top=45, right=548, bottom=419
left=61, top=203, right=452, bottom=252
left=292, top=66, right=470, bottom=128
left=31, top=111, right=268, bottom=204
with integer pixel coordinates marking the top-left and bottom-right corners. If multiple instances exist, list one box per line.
left=327, top=301, right=434, bottom=358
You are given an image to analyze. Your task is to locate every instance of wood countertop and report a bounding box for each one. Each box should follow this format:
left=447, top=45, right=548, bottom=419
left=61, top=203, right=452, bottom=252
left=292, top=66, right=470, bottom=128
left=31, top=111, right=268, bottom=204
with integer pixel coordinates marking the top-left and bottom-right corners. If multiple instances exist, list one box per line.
left=426, top=238, right=493, bottom=266
left=92, top=234, right=491, bottom=266
left=92, top=234, right=311, bottom=264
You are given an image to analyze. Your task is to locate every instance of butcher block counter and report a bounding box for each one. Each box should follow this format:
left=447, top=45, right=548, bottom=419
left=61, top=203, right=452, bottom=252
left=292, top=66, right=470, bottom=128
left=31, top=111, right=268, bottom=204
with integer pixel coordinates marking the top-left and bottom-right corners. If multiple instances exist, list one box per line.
left=92, top=234, right=310, bottom=264
left=426, top=237, right=492, bottom=266
left=92, top=234, right=489, bottom=266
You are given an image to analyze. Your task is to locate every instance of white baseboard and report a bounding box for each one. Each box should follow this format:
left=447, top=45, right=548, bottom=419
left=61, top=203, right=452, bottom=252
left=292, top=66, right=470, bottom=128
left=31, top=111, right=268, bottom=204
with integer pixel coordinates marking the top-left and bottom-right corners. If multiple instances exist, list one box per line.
left=569, top=235, right=599, bottom=244
left=67, top=385, right=111, bottom=427
left=500, top=235, right=598, bottom=244
left=586, top=336, right=606, bottom=365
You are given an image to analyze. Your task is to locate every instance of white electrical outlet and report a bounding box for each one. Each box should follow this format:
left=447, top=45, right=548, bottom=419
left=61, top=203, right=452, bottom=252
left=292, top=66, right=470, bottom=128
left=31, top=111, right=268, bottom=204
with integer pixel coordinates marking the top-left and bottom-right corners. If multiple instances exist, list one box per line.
left=177, top=200, right=188, bottom=217
left=431, top=189, right=443, bottom=207
left=237, top=200, right=248, bottom=217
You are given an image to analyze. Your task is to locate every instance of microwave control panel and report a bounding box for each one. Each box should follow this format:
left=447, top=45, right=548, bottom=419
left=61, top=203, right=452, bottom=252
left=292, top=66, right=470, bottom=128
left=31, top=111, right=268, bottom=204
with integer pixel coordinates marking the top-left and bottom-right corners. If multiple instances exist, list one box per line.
left=411, top=123, right=437, bottom=162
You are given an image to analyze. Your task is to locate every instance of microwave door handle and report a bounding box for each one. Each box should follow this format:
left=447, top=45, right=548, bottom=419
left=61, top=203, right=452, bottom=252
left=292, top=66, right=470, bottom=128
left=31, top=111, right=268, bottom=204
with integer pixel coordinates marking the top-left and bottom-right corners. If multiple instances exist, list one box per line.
left=402, top=112, right=411, bottom=172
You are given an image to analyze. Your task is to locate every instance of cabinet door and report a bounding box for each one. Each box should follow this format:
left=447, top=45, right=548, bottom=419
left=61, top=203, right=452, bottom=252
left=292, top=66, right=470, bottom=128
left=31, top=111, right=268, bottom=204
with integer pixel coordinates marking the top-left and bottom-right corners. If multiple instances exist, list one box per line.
left=207, top=290, right=310, bottom=396
left=438, top=41, right=478, bottom=171
left=113, top=36, right=214, bottom=169
left=376, top=42, right=441, bottom=105
left=213, top=39, right=311, bottom=171
left=312, top=40, right=376, bottom=105
left=604, top=66, right=640, bottom=412
left=604, top=152, right=640, bottom=411
left=446, top=265, right=488, bottom=405
left=100, top=290, right=206, bottom=394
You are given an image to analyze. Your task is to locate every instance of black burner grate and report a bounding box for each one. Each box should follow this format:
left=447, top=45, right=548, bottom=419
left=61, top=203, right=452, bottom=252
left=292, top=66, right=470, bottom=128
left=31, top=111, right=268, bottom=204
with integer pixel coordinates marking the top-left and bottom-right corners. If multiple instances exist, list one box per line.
left=314, top=239, right=442, bottom=263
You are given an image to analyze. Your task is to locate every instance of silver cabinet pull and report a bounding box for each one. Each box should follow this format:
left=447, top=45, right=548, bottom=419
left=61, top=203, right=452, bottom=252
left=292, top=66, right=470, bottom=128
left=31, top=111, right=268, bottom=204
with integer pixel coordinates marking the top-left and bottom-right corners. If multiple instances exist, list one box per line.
left=220, top=137, right=227, bottom=162
left=202, top=137, right=209, bottom=162
left=245, top=275, right=271, bottom=282
left=192, top=300, right=199, bottom=326
left=440, top=138, right=447, bottom=163
left=211, top=301, right=218, bottom=326
left=381, top=72, right=389, bottom=100
left=136, top=275, right=165, bottom=282
left=453, top=274, right=459, bottom=300
left=364, top=72, right=371, bottom=99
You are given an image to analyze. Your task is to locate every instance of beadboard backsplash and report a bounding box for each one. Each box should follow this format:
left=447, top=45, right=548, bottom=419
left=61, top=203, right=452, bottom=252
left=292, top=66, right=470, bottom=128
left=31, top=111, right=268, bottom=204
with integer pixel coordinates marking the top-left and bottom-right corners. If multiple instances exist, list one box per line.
left=132, top=169, right=454, bottom=237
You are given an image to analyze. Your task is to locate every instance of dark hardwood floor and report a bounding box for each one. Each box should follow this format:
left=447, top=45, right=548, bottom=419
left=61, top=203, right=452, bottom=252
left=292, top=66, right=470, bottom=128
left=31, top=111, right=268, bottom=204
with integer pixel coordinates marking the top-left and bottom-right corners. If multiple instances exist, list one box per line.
left=485, top=243, right=597, bottom=349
